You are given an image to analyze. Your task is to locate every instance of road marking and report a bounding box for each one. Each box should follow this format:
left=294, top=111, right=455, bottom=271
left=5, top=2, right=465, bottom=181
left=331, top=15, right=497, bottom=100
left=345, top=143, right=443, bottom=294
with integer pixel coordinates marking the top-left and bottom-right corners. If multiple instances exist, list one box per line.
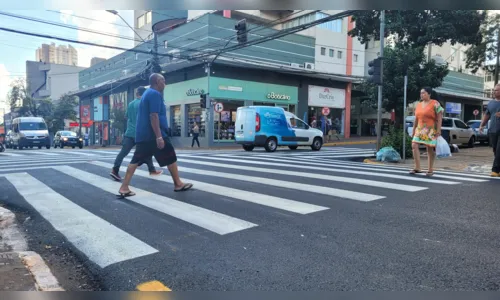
left=0, top=152, right=23, bottom=157
left=4, top=172, right=158, bottom=268
left=136, top=280, right=171, bottom=291
left=56, top=166, right=257, bottom=235
left=249, top=155, right=489, bottom=183
left=18, top=151, right=60, bottom=156
left=175, top=158, right=426, bottom=192
left=0, top=162, right=89, bottom=173
left=95, top=160, right=329, bottom=214
left=172, top=162, right=384, bottom=202
left=179, top=156, right=462, bottom=185
left=67, top=151, right=98, bottom=156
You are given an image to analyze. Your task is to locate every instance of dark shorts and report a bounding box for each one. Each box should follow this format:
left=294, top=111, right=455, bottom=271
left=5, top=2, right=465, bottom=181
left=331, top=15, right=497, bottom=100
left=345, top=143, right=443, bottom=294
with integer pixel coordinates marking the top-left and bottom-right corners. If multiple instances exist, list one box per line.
left=130, top=137, right=177, bottom=167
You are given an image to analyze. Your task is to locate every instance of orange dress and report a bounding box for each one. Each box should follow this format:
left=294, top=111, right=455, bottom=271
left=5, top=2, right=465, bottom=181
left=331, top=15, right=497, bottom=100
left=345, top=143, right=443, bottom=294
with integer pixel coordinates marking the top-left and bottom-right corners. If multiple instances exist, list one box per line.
left=412, top=99, right=444, bottom=147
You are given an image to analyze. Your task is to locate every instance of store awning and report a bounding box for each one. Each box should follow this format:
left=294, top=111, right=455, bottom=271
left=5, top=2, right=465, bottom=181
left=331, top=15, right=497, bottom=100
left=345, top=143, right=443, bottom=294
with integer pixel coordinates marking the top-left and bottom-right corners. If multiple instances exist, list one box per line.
left=435, top=87, right=491, bottom=102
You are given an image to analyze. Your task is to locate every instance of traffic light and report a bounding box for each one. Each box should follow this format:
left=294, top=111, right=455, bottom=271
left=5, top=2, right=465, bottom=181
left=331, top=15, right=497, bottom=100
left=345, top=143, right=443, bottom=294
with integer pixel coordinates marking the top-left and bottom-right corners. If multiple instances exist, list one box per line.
left=200, top=93, right=206, bottom=108
left=235, top=19, right=247, bottom=44
left=367, top=57, right=382, bottom=85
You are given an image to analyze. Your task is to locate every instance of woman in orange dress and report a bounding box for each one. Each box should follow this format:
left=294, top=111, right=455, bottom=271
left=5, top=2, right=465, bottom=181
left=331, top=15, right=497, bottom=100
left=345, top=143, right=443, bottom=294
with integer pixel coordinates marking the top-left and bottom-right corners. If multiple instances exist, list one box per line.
left=409, top=87, right=444, bottom=176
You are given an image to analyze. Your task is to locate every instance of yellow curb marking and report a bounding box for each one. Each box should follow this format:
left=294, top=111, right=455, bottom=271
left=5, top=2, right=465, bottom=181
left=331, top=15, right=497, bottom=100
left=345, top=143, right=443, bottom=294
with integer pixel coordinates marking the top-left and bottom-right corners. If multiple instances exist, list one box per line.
left=136, top=280, right=171, bottom=291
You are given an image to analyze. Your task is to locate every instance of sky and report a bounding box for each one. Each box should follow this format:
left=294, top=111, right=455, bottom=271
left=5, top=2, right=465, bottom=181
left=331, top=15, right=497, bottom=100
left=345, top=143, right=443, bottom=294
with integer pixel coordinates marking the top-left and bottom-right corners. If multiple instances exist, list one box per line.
left=0, top=10, right=139, bottom=116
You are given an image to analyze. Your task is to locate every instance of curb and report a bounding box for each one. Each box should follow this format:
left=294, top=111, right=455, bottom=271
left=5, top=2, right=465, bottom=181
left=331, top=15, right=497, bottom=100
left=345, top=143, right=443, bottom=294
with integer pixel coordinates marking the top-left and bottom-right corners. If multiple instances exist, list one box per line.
left=0, top=207, right=64, bottom=291
left=324, top=140, right=376, bottom=146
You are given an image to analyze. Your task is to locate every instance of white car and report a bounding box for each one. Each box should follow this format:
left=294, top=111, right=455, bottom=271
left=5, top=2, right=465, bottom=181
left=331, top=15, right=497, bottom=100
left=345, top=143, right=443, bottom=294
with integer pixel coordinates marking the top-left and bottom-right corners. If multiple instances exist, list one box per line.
left=406, top=116, right=476, bottom=147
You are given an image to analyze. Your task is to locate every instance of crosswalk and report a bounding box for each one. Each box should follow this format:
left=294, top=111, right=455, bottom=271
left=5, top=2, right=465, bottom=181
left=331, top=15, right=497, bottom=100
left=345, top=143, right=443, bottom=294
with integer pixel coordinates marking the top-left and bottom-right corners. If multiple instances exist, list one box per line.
left=0, top=146, right=495, bottom=269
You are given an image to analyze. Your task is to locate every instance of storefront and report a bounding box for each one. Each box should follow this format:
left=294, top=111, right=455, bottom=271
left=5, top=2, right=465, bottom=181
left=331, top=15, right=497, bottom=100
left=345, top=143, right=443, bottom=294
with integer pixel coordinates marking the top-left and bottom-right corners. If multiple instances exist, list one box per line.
left=307, top=85, right=346, bottom=136
left=92, top=96, right=109, bottom=146
left=208, top=77, right=298, bottom=143
left=163, top=76, right=299, bottom=147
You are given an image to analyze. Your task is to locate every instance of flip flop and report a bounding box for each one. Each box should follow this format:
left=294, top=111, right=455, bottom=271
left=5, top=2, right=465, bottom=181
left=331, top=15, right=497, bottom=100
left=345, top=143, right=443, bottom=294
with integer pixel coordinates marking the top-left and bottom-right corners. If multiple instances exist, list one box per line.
left=174, top=183, right=193, bottom=192
left=409, top=169, right=422, bottom=174
left=116, top=191, right=136, bottom=199
left=426, top=171, right=434, bottom=177
left=150, top=170, right=163, bottom=176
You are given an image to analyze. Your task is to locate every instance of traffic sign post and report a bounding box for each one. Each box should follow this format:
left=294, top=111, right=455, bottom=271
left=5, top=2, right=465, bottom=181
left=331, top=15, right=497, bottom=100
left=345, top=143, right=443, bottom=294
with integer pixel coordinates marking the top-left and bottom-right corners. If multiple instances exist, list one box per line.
left=214, top=102, right=224, bottom=143
left=322, top=107, right=330, bottom=116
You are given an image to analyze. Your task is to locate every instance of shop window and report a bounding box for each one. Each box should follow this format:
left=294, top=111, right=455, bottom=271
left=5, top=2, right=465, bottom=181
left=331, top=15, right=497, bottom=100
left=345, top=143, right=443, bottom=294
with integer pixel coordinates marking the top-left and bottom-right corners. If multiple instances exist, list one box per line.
left=170, top=105, right=181, bottom=137
left=186, top=103, right=205, bottom=138
left=214, top=100, right=243, bottom=141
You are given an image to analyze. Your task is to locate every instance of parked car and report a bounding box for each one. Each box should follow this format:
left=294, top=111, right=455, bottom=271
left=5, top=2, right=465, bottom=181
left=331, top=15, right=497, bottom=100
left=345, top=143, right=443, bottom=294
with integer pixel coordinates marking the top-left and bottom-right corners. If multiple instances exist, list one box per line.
left=4, top=130, right=13, bottom=148
left=235, top=106, right=324, bottom=152
left=10, top=117, right=51, bottom=150
left=53, top=131, right=83, bottom=149
left=467, top=119, right=490, bottom=145
left=406, top=116, right=476, bottom=147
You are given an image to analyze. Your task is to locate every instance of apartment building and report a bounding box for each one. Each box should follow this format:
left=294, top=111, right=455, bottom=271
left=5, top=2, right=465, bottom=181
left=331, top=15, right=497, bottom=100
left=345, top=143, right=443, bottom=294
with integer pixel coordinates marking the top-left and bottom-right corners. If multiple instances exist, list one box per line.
left=35, top=43, right=78, bottom=66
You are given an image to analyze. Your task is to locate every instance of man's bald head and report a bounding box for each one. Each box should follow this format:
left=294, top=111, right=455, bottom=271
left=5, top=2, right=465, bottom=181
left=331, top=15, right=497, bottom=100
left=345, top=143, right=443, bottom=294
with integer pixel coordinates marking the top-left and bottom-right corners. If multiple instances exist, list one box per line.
left=149, top=73, right=166, bottom=93
left=494, top=83, right=500, bottom=100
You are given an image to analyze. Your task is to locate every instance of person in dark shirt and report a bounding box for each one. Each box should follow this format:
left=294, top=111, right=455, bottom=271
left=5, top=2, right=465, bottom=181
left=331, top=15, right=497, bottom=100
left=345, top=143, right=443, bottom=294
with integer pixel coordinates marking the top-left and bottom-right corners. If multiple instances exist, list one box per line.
left=480, top=83, right=500, bottom=177
left=117, top=73, right=192, bottom=197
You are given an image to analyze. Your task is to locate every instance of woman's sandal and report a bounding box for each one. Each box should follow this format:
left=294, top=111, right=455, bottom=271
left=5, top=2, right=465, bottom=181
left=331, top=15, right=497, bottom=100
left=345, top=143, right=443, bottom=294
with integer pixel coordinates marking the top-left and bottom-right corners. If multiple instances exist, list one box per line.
left=409, top=169, right=422, bottom=174
left=426, top=170, right=434, bottom=176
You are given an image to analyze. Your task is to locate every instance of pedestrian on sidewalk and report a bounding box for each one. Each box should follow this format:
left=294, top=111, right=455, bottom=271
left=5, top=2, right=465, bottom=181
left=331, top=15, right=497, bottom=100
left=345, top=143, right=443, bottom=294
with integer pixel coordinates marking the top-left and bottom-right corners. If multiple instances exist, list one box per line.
left=191, top=122, right=200, bottom=147
left=110, top=86, right=163, bottom=181
left=409, top=87, right=444, bottom=176
left=480, top=83, right=500, bottom=177
left=118, top=73, right=192, bottom=197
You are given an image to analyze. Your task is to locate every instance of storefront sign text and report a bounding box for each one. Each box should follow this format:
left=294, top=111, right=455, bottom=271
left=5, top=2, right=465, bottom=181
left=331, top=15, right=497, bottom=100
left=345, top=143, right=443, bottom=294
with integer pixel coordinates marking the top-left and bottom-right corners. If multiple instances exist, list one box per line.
left=267, top=92, right=290, bottom=100
left=308, top=85, right=345, bottom=109
left=186, top=88, right=205, bottom=96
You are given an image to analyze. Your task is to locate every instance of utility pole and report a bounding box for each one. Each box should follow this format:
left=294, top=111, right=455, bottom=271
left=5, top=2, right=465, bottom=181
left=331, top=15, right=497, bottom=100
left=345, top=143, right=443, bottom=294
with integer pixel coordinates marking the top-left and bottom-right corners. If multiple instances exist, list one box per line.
left=495, top=28, right=500, bottom=86
left=376, top=10, right=385, bottom=151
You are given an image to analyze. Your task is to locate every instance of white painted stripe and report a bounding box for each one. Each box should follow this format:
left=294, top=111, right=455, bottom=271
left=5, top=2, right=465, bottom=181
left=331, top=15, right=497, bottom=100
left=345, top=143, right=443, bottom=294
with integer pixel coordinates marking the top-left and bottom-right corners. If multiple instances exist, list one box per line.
left=81, top=150, right=120, bottom=155
left=224, top=155, right=489, bottom=182
left=4, top=172, right=158, bottom=268
left=174, top=157, right=426, bottom=192
left=181, top=156, right=461, bottom=185
left=174, top=164, right=384, bottom=201
left=96, top=160, right=328, bottom=214
left=18, top=151, right=60, bottom=156
left=0, top=152, right=23, bottom=157
left=0, top=156, right=115, bottom=166
left=66, top=151, right=98, bottom=156
left=56, top=166, right=257, bottom=235
left=290, top=156, right=496, bottom=180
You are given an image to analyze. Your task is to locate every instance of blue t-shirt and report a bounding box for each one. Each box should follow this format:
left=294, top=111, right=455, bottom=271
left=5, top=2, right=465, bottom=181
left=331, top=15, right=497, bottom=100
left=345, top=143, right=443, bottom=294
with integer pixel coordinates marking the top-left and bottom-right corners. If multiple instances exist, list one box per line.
left=135, top=88, right=168, bottom=143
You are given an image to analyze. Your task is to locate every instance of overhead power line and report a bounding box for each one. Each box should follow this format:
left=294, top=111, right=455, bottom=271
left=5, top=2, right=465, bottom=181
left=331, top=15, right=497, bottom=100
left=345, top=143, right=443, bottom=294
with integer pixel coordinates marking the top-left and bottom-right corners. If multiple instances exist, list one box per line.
left=0, top=26, right=187, bottom=60
left=191, top=10, right=358, bottom=60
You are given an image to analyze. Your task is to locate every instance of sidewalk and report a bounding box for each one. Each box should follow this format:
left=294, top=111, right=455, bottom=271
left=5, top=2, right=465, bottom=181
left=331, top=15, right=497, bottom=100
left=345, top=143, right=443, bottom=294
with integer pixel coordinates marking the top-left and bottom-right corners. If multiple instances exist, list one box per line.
left=365, top=145, right=494, bottom=174
left=0, top=207, right=63, bottom=291
left=85, top=136, right=376, bottom=150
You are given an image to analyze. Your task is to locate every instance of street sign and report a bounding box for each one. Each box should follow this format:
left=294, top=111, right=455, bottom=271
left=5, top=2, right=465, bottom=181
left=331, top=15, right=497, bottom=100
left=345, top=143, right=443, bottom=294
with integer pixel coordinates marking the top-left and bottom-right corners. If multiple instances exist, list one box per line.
left=214, top=102, right=224, bottom=113
left=473, top=109, right=479, bottom=116
left=322, top=107, right=330, bottom=116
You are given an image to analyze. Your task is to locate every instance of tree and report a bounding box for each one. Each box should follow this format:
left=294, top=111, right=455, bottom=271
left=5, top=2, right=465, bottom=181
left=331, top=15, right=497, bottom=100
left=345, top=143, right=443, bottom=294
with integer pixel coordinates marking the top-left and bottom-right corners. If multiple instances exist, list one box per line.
left=359, top=43, right=449, bottom=126
left=46, top=94, right=78, bottom=133
left=464, top=12, right=500, bottom=84
left=349, top=10, right=485, bottom=48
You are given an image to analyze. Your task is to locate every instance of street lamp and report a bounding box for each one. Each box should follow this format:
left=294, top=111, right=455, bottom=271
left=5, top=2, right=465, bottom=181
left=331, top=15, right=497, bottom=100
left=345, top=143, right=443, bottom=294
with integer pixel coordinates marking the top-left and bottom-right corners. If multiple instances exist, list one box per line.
left=106, top=10, right=148, bottom=44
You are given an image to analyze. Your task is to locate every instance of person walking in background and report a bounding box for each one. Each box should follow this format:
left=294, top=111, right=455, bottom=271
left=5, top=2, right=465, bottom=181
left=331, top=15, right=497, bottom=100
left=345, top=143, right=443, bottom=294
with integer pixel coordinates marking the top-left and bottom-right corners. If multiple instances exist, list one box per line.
left=191, top=122, right=200, bottom=147
left=110, top=86, right=162, bottom=181
left=118, top=73, right=192, bottom=197
left=409, top=87, right=444, bottom=176
left=479, top=83, right=500, bottom=177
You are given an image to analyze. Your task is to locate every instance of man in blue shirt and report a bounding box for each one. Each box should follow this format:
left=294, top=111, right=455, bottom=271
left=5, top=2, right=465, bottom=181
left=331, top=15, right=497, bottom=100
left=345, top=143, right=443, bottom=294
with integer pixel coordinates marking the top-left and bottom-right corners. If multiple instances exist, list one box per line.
left=110, top=86, right=162, bottom=181
left=480, top=83, right=500, bottom=176
left=118, top=73, right=192, bottom=197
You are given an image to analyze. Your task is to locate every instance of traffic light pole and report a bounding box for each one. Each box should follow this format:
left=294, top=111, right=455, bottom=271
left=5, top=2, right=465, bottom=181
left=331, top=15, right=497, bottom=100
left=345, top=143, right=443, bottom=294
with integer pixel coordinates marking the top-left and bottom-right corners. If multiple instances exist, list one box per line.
left=205, top=62, right=214, bottom=146
left=376, top=10, right=385, bottom=151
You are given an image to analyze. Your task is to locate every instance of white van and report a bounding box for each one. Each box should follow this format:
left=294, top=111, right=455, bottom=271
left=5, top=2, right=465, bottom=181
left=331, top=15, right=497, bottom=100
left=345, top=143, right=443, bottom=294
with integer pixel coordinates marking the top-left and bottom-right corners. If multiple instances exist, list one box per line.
left=235, top=106, right=324, bottom=152
left=10, top=117, right=51, bottom=150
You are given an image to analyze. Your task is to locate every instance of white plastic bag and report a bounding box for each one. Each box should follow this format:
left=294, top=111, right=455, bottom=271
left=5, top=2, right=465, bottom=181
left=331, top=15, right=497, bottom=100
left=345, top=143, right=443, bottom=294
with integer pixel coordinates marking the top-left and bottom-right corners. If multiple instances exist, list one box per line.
left=436, top=136, right=451, bottom=158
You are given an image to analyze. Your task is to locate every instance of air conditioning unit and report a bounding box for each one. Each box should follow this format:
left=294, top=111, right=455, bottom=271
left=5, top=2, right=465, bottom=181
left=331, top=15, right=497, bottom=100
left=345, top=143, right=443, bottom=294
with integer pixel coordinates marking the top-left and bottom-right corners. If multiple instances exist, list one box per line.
left=305, top=62, right=315, bottom=70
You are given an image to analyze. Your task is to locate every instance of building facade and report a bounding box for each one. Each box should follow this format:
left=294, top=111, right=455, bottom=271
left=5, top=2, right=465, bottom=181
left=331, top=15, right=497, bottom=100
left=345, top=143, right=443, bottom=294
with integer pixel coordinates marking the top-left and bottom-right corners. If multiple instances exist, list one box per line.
left=36, top=43, right=78, bottom=66
left=72, top=11, right=360, bottom=147
left=90, top=57, right=106, bottom=66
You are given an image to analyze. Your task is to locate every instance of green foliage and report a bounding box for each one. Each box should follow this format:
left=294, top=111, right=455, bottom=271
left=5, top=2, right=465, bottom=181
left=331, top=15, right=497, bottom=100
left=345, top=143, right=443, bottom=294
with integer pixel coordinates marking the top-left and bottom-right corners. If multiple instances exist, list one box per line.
left=464, top=12, right=500, bottom=79
left=381, top=126, right=413, bottom=159
left=45, top=94, right=78, bottom=133
left=349, top=10, right=485, bottom=48
left=359, top=44, right=449, bottom=125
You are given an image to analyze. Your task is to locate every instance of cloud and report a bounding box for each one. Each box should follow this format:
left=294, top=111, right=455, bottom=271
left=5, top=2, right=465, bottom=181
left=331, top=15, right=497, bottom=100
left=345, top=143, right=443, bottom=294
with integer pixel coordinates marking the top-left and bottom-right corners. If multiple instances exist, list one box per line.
left=58, top=10, right=135, bottom=68
left=0, top=64, right=12, bottom=114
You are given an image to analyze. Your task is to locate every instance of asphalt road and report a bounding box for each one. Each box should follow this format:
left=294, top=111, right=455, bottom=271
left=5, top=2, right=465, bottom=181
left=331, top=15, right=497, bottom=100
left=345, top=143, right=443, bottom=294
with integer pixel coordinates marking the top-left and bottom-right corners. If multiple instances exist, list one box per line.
left=1, top=144, right=500, bottom=291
